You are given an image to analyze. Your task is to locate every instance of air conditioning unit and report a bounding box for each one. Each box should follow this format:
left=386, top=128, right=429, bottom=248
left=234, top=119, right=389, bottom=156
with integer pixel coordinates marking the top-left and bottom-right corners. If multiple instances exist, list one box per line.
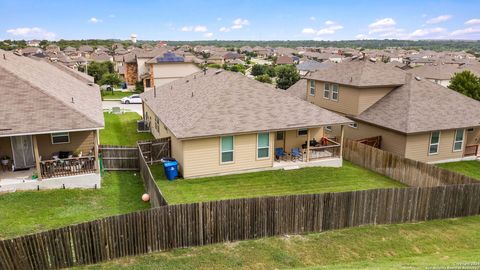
left=137, top=120, right=150, bottom=132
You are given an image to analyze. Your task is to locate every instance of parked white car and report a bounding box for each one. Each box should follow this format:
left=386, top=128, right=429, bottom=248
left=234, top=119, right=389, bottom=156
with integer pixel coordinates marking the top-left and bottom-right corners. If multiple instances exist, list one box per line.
left=121, top=94, right=142, bottom=104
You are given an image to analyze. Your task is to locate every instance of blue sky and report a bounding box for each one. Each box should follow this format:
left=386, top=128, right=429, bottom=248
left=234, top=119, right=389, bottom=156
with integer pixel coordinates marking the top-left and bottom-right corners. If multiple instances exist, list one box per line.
left=1, top=0, right=479, bottom=41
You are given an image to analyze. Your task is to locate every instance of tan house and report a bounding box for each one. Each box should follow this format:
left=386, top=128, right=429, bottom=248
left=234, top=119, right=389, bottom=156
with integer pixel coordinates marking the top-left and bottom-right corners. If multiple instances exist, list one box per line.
left=0, top=50, right=104, bottom=191
left=141, top=70, right=351, bottom=178
left=144, top=52, right=201, bottom=89
left=305, top=60, right=480, bottom=163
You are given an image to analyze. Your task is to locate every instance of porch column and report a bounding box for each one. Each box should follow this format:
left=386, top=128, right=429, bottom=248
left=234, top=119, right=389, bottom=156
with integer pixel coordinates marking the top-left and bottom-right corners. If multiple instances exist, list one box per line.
left=94, top=130, right=100, bottom=173
left=339, top=125, right=345, bottom=158
left=306, top=129, right=311, bottom=162
left=32, top=135, right=42, bottom=180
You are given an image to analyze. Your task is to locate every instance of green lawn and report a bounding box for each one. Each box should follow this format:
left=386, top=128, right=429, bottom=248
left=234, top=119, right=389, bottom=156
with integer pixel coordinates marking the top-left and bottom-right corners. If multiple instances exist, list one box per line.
left=100, top=112, right=154, bottom=146
left=101, top=91, right=135, bottom=100
left=0, top=172, right=149, bottom=239
left=436, top=160, right=480, bottom=180
left=151, top=161, right=406, bottom=204
left=78, top=215, right=480, bottom=270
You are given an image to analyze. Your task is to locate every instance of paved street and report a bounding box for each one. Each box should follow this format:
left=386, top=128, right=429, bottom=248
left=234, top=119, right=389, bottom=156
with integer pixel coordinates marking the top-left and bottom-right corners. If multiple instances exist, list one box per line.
left=102, top=100, right=143, bottom=115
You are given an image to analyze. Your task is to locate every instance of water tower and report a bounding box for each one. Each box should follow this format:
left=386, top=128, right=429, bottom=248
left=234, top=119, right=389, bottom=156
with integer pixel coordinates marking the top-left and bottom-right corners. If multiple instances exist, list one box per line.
left=130, top=33, right=137, bottom=44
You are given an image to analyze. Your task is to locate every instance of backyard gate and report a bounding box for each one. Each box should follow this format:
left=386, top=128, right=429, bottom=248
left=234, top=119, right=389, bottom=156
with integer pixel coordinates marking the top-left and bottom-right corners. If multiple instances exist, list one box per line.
left=138, top=138, right=171, bottom=165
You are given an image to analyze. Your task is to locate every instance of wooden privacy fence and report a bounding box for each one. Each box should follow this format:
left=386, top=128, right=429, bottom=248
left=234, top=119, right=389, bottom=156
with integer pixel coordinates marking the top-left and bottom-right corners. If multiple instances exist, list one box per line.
left=2, top=183, right=480, bottom=270
left=99, top=145, right=139, bottom=170
left=138, top=143, right=168, bottom=207
left=138, top=138, right=171, bottom=165
left=343, top=139, right=478, bottom=187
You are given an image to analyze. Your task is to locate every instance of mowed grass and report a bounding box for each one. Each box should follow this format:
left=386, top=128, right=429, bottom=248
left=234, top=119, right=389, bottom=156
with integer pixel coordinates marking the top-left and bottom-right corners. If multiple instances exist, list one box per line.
left=436, top=160, right=480, bottom=180
left=78, top=215, right=480, bottom=270
left=151, top=161, right=406, bottom=204
left=100, top=112, right=154, bottom=146
left=0, top=172, right=150, bottom=239
left=101, top=91, right=134, bottom=100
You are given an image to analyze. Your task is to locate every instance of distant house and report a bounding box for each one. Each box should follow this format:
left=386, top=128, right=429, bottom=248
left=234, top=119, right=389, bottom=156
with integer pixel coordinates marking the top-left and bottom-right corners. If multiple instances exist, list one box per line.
left=306, top=60, right=480, bottom=163
left=276, top=55, right=294, bottom=65
left=144, top=51, right=201, bottom=89
left=78, top=45, right=94, bottom=58
left=296, top=59, right=332, bottom=76
left=0, top=50, right=104, bottom=191
left=410, top=63, right=480, bottom=87
left=141, top=70, right=351, bottom=178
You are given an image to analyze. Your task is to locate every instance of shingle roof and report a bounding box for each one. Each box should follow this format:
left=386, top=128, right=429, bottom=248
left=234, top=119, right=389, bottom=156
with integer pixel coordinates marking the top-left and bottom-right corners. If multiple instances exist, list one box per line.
left=284, top=79, right=307, bottom=100
left=355, top=73, right=480, bottom=134
left=296, top=60, right=332, bottom=72
left=142, top=70, right=351, bottom=139
left=0, top=50, right=104, bottom=136
left=410, top=63, right=480, bottom=80
left=307, top=60, right=406, bottom=88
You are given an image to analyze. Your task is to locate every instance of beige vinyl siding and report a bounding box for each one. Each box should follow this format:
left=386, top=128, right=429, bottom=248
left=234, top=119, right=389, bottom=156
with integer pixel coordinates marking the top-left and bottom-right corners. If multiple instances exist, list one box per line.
left=36, top=131, right=95, bottom=159
left=466, top=127, right=480, bottom=146
left=151, top=62, right=201, bottom=87
left=143, top=103, right=170, bottom=139
left=170, top=135, right=184, bottom=174
left=405, top=130, right=464, bottom=163
left=306, top=80, right=393, bottom=116
left=182, top=133, right=274, bottom=178
left=344, top=121, right=407, bottom=156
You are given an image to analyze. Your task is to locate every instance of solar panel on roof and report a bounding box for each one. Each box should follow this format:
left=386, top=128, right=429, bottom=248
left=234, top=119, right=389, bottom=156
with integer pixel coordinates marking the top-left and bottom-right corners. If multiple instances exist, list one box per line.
left=156, top=52, right=185, bottom=63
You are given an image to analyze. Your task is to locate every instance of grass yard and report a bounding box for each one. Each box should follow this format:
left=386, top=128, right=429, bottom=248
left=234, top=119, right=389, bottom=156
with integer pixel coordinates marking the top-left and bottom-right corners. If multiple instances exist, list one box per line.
left=100, top=112, right=154, bottom=146
left=436, top=160, right=480, bottom=180
left=78, top=215, right=480, bottom=270
left=0, top=172, right=149, bottom=239
left=101, top=91, right=135, bottom=100
left=151, top=161, right=406, bottom=204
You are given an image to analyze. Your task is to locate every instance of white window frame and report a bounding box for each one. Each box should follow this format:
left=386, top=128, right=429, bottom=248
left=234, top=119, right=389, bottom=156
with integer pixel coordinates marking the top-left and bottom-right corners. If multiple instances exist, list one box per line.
left=257, top=132, right=270, bottom=159
left=323, top=83, right=330, bottom=99
left=349, top=122, right=358, bottom=129
left=331, top=84, right=339, bottom=101
left=453, top=129, right=465, bottom=152
left=220, top=136, right=234, bottom=164
left=428, top=131, right=440, bottom=155
left=298, top=129, right=308, bottom=136
left=309, top=80, right=315, bottom=96
left=51, top=132, right=70, bottom=144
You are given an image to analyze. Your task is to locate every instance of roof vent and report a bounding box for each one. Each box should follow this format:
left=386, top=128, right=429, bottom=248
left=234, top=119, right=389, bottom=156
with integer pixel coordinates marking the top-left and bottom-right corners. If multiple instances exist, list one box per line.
left=2, top=54, right=5, bottom=60
left=415, top=76, right=422, bottom=81
left=191, top=92, right=194, bottom=98
left=71, top=97, right=75, bottom=104
left=186, top=79, right=189, bottom=83
left=87, top=82, right=94, bottom=86
left=203, top=67, right=208, bottom=75
left=215, top=70, right=223, bottom=75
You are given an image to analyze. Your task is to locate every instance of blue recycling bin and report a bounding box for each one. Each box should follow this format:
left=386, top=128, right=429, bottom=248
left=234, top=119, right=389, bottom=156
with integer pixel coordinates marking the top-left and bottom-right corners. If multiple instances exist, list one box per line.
left=163, top=161, right=178, bottom=181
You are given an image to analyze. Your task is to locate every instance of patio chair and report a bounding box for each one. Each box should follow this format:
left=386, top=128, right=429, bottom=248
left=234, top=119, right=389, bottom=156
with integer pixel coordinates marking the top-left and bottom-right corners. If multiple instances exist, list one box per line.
left=111, top=107, right=122, bottom=115
left=291, top=148, right=303, bottom=162
left=275, top=148, right=287, bottom=161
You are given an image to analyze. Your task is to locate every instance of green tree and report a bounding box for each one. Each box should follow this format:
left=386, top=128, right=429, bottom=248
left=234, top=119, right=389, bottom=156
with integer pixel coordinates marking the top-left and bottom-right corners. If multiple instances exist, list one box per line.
left=275, top=65, right=300, bottom=90
left=255, top=74, right=272, bottom=84
left=251, top=64, right=265, bottom=76
left=265, top=66, right=277, bottom=77
left=449, top=70, right=480, bottom=101
left=99, top=73, right=123, bottom=87
left=87, top=61, right=114, bottom=83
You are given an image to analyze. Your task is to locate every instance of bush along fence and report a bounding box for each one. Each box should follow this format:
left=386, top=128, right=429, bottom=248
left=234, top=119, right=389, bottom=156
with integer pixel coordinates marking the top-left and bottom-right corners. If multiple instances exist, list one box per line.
left=343, top=139, right=477, bottom=187
left=1, top=183, right=480, bottom=270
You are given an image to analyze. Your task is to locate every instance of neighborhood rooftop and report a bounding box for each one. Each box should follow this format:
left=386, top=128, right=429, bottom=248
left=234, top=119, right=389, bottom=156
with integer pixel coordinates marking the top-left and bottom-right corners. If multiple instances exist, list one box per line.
left=355, top=73, right=480, bottom=134
left=307, top=60, right=406, bottom=88
left=0, top=49, right=104, bottom=137
left=142, top=69, right=351, bottom=139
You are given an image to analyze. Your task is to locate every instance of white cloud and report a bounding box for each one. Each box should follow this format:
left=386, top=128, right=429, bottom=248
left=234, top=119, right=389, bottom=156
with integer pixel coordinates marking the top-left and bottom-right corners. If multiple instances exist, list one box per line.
left=450, top=27, right=480, bottom=37
left=231, top=18, right=250, bottom=29
left=181, top=26, right=193, bottom=32
left=194, top=25, right=208, bottom=32
left=309, top=16, right=316, bottom=21
left=204, top=32, right=213, bottom=38
left=219, top=27, right=231, bottom=32
left=6, top=27, right=56, bottom=40
left=88, top=17, right=102, bottom=23
left=426, top=15, right=452, bottom=24
left=465, top=19, right=480, bottom=25
left=325, top=20, right=336, bottom=25
left=355, top=34, right=369, bottom=39
left=369, top=18, right=396, bottom=29
left=302, top=21, right=343, bottom=36
left=302, top=28, right=316, bottom=34
left=408, top=27, right=446, bottom=38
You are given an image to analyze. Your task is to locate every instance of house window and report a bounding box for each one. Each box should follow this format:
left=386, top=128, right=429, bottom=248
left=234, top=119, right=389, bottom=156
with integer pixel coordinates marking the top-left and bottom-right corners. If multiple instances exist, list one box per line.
left=349, top=122, right=358, bottom=129
left=309, top=80, right=315, bottom=96
left=145, top=79, right=151, bottom=88
left=257, top=133, right=270, bottom=159
left=221, top=136, right=234, bottom=163
left=51, top=132, right=70, bottom=144
left=325, top=126, right=332, bottom=132
left=323, top=83, right=330, bottom=99
left=453, top=129, right=464, bottom=152
left=155, top=116, right=160, bottom=132
left=429, top=131, right=440, bottom=155
left=298, top=129, right=308, bottom=136
left=331, top=84, right=339, bottom=101
left=276, top=131, right=284, bottom=140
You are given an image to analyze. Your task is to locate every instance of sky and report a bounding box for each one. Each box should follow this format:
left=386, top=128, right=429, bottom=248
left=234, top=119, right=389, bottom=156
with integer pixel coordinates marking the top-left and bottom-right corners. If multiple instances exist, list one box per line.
left=1, top=0, right=479, bottom=41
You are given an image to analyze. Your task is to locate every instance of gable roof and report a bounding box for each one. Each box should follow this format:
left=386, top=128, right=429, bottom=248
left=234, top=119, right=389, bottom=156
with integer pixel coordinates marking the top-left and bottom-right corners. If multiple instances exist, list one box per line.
left=355, top=73, right=480, bottom=134
left=284, top=79, right=307, bottom=100
left=410, top=63, right=480, bottom=80
left=296, top=60, right=332, bottom=72
left=308, top=60, right=406, bottom=88
left=0, top=50, right=104, bottom=137
left=142, top=70, right=351, bottom=140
